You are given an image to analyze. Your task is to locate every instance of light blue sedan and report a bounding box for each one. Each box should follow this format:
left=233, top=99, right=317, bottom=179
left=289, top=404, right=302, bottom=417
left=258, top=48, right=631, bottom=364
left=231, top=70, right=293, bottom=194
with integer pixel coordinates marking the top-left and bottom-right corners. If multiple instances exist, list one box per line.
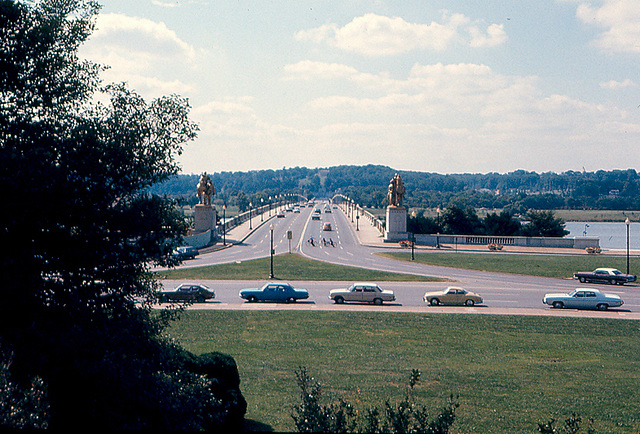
left=543, top=288, right=624, bottom=310
left=240, top=283, right=309, bottom=303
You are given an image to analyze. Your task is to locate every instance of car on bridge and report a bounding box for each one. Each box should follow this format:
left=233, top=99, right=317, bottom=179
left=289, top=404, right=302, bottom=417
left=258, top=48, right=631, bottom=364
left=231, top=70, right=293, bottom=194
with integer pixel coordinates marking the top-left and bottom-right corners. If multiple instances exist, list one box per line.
left=543, top=288, right=624, bottom=310
left=423, top=286, right=483, bottom=306
left=323, top=222, right=332, bottom=231
left=329, top=282, right=395, bottom=305
left=159, top=283, right=215, bottom=303
left=573, top=268, right=636, bottom=285
left=239, top=282, right=309, bottom=303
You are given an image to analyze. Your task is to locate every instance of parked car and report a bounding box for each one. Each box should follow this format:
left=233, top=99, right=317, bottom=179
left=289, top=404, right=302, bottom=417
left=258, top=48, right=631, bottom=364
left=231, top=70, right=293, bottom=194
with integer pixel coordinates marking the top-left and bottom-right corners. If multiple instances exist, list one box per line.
left=172, top=245, right=199, bottom=260
left=329, top=282, right=395, bottom=305
left=323, top=222, right=332, bottom=231
left=239, top=282, right=309, bottom=303
left=573, top=268, right=636, bottom=285
left=277, top=213, right=285, bottom=218
left=423, top=287, right=483, bottom=306
left=159, top=283, right=214, bottom=303
left=543, top=288, right=624, bottom=310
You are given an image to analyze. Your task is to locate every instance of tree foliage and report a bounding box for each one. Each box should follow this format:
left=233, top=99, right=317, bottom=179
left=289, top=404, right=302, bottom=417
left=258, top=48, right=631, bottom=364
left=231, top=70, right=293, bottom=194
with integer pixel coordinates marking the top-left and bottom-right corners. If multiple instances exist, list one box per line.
left=0, top=0, right=244, bottom=429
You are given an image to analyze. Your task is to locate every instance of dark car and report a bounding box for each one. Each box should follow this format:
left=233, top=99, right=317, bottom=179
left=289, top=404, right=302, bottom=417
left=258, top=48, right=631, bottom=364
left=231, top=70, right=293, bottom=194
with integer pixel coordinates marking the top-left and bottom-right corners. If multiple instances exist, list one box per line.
left=239, top=282, right=309, bottom=303
left=172, top=246, right=199, bottom=260
left=159, top=283, right=215, bottom=303
left=573, top=268, right=636, bottom=285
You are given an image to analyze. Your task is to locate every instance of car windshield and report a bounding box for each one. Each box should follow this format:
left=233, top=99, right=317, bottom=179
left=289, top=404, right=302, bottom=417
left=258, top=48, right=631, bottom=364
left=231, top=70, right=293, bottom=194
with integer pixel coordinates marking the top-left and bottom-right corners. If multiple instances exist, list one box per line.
left=611, top=270, right=622, bottom=275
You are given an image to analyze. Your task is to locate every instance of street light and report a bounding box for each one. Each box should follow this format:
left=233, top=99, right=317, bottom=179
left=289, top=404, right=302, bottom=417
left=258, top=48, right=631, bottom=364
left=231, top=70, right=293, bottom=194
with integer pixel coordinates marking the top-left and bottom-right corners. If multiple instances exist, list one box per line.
left=249, top=202, right=253, bottom=230
left=261, top=198, right=264, bottom=221
left=626, top=218, right=631, bottom=275
left=269, top=223, right=275, bottom=279
left=222, top=203, right=226, bottom=246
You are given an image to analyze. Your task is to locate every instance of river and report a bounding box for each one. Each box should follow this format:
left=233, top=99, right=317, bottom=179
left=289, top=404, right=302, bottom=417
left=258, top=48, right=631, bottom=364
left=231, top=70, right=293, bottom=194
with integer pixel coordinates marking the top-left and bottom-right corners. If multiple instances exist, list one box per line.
left=565, top=221, right=640, bottom=251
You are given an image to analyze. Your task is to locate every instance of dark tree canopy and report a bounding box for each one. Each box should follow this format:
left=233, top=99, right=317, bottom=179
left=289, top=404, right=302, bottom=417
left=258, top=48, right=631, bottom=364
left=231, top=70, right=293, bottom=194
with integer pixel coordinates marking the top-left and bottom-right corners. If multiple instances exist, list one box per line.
left=0, top=1, right=246, bottom=430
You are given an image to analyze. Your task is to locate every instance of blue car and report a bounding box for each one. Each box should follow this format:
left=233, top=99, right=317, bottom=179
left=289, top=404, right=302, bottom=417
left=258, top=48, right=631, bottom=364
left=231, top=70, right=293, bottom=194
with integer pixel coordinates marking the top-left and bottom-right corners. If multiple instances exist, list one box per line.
left=240, top=283, right=309, bottom=303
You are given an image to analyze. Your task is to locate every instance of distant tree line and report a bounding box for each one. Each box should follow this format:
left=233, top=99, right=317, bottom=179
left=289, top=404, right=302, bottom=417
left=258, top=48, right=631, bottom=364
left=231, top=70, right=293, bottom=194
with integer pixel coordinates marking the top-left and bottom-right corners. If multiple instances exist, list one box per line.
left=151, top=165, right=640, bottom=212
left=408, top=206, right=569, bottom=237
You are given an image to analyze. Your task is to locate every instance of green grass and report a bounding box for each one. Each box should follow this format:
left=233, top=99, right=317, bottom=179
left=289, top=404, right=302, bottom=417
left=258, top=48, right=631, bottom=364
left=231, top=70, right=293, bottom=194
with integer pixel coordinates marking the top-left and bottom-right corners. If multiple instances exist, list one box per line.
left=157, top=253, right=445, bottom=281
left=166, top=311, right=640, bottom=433
left=379, top=251, right=640, bottom=279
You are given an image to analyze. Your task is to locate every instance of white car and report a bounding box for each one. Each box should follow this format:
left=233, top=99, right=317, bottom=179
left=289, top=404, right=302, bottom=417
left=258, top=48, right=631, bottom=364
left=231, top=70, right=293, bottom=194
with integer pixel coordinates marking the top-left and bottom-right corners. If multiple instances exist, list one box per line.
left=329, top=282, right=395, bottom=305
left=543, top=288, right=624, bottom=310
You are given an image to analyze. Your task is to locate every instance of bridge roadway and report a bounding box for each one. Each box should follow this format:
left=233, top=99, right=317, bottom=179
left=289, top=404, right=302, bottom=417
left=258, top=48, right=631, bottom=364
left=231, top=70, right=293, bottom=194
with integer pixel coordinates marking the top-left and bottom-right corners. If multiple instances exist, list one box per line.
left=162, top=202, right=640, bottom=319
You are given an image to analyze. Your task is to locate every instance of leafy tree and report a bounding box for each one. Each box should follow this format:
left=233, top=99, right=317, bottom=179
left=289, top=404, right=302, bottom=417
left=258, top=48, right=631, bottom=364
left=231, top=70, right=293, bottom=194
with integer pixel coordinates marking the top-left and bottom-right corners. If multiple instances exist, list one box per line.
left=441, top=205, right=484, bottom=235
left=0, top=0, right=243, bottom=429
left=483, top=210, right=521, bottom=236
left=521, top=210, right=569, bottom=237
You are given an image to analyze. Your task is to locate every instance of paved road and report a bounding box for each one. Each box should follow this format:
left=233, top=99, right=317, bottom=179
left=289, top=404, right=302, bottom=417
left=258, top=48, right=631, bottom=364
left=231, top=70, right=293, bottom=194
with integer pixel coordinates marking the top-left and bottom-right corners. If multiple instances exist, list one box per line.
left=160, top=202, right=640, bottom=319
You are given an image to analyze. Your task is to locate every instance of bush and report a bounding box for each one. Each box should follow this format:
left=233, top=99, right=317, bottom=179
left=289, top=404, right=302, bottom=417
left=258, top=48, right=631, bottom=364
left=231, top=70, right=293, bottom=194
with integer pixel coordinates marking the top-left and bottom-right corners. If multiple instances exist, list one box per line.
left=291, top=367, right=458, bottom=433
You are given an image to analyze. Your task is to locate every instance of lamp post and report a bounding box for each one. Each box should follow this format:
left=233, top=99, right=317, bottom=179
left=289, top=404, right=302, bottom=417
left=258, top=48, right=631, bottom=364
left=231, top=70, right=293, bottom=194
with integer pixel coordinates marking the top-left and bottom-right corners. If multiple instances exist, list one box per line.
left=222, top=203, right=226, bottom=246
left=356, top=213, right=360, bottom=231
left=410, top=232, right=415, bottom=261
left=269, top=223, right=274, bottom=279
left=249, top=202, right=252, bottom=230
left=626, top=218, right=631, bottom=275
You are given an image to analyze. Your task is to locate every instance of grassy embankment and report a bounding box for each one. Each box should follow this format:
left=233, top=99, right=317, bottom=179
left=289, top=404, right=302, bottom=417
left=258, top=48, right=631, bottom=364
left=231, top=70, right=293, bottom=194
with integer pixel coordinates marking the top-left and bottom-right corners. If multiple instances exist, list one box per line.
left=378, top=251, right=640, bottom=279
left=167, top=310, right=640, bottom=433
left=159, top=251, right=639, bottom=281
left=157, top=253, right=444, bottom=281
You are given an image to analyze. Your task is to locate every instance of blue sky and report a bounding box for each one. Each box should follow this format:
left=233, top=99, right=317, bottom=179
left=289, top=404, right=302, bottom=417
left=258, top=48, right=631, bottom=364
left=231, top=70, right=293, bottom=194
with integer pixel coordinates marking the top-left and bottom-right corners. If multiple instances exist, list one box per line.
left=80, top=0, right=640, bottom=175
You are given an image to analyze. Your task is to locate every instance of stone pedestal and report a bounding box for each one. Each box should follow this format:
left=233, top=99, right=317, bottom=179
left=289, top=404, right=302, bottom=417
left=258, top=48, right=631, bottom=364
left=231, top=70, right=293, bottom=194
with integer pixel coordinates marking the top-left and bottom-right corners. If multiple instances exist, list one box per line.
left=384, top=206, right=408, bottom=242
left=194, top=204, right=216, bottom=234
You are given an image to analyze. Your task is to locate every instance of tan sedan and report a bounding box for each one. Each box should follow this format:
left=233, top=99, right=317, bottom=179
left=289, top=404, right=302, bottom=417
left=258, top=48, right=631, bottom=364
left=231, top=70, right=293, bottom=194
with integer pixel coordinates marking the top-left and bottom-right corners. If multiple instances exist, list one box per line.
left=423, top=287, right=483, bottom=306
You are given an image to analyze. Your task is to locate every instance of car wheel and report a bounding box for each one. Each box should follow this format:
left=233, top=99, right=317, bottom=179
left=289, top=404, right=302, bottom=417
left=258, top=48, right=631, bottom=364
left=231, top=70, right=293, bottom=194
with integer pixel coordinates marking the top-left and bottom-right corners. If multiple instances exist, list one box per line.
left=608, top=279, right=615, bottom=285
left=596, top=303, right=608, bottom=311
left=552, top=301, right=564, bottom=309
left=334, top=296, right=344, bottom=304
left=579, top=277, right=586, bottom=283
left=248, top=296, right=257, bottom=303
left=373, top=298, right=382, bottom=305
left=464, top=299, right=475, bottom=306
left=430, top=298, right=440, bottom=306
left=286, top=297, right=296, bottom=303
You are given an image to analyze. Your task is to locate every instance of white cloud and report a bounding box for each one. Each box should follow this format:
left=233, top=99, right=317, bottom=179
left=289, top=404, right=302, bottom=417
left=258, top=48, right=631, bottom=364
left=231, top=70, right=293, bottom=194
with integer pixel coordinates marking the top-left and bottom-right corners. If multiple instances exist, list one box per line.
left=151, top=1, right=180, bottom=8
left=295, top=12, right=506, bottom=56
left=577, top=0, right=640, bottom=54
left=80, top=13, right=204, bottom=98
left=600, top=78, right=637, bottom=89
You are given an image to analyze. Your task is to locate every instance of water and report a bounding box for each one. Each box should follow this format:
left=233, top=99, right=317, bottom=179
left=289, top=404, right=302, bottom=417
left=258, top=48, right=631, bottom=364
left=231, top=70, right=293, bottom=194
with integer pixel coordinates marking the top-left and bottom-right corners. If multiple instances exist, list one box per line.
left=565, top=221, right=640, bottom=251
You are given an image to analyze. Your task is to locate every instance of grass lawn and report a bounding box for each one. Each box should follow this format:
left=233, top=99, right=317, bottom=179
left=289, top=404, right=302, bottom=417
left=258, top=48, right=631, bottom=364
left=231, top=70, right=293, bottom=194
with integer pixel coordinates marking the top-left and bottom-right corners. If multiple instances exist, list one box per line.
left=379, top=251, right=640, bottom=279
left=156, top=253, right=445, bottom=281
left=166, top=310, right=640, bottom=433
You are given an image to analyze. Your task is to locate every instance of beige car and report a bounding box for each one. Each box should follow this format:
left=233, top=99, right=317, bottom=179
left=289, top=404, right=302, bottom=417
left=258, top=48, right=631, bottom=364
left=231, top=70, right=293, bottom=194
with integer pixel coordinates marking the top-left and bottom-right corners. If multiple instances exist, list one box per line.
left=329, top=282, right=395, bottom=305
left=423, top=286, right=483, bottom=306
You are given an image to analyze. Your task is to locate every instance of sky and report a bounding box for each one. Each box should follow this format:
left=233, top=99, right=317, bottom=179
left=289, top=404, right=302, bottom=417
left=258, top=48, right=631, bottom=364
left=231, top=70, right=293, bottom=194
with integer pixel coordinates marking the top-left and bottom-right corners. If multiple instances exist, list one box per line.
left=79, top=0, right=640, bottom=175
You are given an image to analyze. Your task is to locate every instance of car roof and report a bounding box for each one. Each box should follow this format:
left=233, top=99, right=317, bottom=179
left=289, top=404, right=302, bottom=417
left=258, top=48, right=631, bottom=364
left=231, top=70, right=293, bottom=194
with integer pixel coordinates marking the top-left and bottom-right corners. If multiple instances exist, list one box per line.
left=595, top=268, right=618, bottom=272
left=574, top=288, right=602, bottom=293
left=353, top=282, right=378, bottom=286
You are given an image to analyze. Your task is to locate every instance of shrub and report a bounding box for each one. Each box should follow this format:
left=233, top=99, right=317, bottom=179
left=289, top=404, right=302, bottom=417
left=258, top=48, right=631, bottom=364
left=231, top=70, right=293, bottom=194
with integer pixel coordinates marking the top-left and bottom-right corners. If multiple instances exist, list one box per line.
left=291, top=367, right=458, bottom=433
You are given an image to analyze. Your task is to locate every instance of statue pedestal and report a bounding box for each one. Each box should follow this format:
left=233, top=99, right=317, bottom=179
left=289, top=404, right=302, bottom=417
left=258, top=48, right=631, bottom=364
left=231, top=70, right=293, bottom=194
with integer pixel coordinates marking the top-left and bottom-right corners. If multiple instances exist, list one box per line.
left=194, top=204, right=217, bottom=234
left=385, top=206, right=408, bottom=242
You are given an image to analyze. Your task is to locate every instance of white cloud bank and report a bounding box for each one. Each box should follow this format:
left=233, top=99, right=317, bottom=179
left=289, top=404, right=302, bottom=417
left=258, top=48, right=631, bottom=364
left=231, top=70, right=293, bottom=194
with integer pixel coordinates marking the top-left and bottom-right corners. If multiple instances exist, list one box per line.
left=295, top=12, right=507, bottom=56
left=577, top=0, right=640, bottom=54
